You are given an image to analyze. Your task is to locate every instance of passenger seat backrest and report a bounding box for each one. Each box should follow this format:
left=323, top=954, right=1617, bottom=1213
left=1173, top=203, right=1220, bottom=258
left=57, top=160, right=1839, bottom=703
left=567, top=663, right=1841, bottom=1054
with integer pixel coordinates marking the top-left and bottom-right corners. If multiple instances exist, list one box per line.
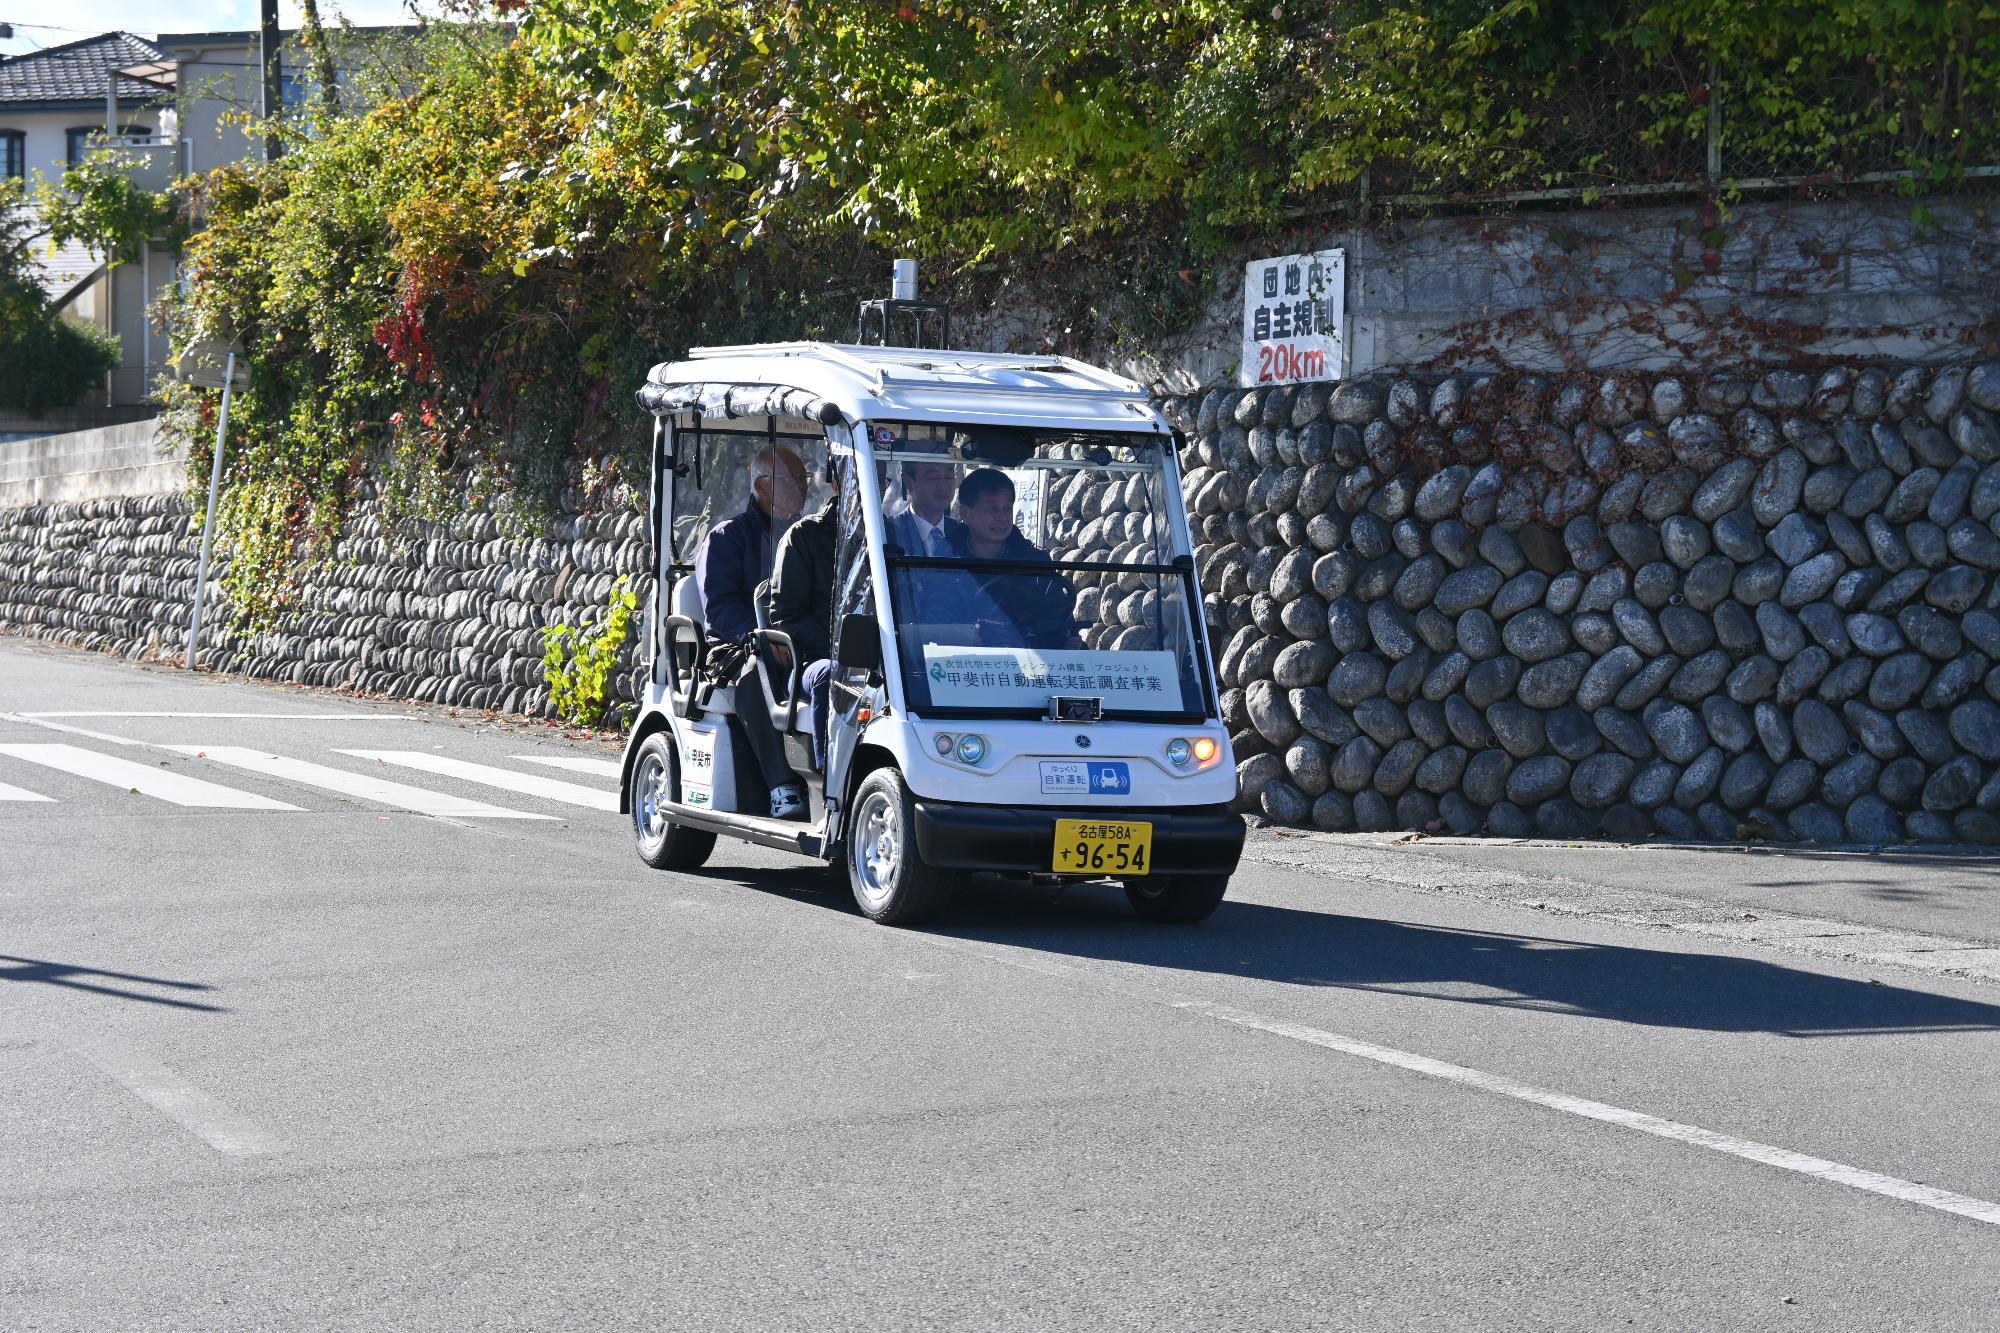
left=670, top=574, right=703, bottom=626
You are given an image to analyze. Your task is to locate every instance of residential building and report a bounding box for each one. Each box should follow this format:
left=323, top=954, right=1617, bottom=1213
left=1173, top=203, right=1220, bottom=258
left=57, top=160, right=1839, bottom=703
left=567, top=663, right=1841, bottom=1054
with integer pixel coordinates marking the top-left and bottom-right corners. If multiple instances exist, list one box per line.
left=0, top=26, right=415, bottom=421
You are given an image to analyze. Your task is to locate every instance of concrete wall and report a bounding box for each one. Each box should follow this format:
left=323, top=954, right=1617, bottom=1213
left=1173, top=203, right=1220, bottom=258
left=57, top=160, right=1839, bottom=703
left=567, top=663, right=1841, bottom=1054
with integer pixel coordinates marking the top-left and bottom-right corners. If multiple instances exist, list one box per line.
left=1115, top=196, right=2000, bottom=390
left=0, top=418, right=181, bottom=505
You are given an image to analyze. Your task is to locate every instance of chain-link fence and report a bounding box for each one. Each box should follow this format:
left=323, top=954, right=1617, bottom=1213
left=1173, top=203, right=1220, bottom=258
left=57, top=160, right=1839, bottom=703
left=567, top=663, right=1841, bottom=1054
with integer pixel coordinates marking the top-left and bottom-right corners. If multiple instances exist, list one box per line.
left=1344, top=56, right=1998, bottom=213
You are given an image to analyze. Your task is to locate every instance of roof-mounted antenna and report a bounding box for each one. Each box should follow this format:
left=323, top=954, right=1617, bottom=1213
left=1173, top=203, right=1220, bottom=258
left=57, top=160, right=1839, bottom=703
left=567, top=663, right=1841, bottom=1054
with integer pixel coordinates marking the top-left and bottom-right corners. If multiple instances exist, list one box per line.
left=856, top=258, right=952, bottom=350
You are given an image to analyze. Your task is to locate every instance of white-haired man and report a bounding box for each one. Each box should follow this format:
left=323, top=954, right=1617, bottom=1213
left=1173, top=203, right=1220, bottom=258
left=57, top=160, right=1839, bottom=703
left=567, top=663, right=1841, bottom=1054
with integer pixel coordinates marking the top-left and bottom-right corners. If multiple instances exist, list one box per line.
left=695, top=444, right=808, bottom=817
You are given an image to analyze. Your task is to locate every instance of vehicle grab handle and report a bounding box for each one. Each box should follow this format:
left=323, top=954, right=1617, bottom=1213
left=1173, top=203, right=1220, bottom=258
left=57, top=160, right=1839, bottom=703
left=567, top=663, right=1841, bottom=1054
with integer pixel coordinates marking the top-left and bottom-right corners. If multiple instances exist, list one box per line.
left=752, top=627, right=808, bottom=732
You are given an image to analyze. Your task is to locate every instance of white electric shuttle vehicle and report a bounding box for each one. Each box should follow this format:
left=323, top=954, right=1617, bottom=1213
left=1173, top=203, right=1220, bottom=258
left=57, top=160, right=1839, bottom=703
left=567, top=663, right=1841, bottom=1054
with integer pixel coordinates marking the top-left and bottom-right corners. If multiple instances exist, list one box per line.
left=618, top=328, right=1244, bottom=926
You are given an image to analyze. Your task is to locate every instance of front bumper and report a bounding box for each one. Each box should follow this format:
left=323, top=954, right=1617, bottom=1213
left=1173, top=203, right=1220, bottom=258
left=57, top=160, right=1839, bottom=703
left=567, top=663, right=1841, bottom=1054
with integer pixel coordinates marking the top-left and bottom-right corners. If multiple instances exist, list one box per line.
left=912, top=799, right=1245, bottom=876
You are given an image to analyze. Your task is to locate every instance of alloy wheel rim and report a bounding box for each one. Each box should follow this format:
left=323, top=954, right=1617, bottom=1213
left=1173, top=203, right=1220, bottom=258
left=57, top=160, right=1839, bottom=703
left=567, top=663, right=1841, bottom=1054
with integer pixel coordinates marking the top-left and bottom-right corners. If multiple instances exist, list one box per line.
left=634, top=752, right=669, bottom=845
left=852, top=789, right=899, bottom=908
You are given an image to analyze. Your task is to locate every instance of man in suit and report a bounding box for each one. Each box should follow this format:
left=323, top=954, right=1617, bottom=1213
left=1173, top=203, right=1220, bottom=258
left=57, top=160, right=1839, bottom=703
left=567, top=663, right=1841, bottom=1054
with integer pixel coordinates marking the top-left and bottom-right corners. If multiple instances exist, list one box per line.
left=886, top=450, right=963, bottom=558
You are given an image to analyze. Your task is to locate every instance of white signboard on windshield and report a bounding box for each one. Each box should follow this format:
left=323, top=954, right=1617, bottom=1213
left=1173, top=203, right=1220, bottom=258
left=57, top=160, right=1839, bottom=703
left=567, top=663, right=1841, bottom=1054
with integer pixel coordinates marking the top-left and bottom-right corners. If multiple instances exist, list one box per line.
left=922, top=646, right=1181, bottom=712
left=1240, top=249, right=1344, bottom=389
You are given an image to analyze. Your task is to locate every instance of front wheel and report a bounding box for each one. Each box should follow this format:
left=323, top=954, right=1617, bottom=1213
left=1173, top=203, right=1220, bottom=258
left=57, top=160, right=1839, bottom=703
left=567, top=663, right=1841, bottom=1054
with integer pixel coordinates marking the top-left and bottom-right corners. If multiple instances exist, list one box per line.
left=631, top=732, right=715, bottom=870
left=1125, top=874, right=1229, bottom=924
left=847, top=767, right=955, bottom=926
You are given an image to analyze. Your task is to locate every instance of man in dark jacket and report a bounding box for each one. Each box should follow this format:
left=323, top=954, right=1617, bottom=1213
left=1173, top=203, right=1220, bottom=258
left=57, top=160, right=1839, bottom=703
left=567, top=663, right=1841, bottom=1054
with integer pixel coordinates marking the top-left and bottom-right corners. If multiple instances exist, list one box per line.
left=948, top=467, right=1081, bottom=650
left=693, top=445, right=807, bottom=817
left=763, top=467, right=842, bottom=769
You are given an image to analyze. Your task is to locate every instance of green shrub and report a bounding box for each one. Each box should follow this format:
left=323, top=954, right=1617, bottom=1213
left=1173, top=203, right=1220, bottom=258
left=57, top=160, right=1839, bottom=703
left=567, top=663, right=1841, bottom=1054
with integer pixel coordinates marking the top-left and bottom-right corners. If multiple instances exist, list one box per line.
left=0, top=179, right=123, bottom=412
left=541, top=574, right=637, bottom=728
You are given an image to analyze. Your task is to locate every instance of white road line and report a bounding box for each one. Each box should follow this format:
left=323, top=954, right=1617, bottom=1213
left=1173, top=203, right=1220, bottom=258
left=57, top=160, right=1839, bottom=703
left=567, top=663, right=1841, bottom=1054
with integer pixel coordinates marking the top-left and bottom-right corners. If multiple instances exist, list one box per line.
left=172, top=747, right=557, bottom=820
left=1177, top=1000, right=2000, bottom=1230
left=895, top=929, right=2000, bottom=1232
left=515, top=755, right=622, bottom=779
left=339, top=751, right=616, bottom=811
left=17, top=712, right=416, bottom=720
left=0, top=743, right=300, bottom=811
left=0, top=777, right=54, bottom=802
left=0, top=713, right=185, bottom=746
left=67, top=1035, right=285, bottom=1156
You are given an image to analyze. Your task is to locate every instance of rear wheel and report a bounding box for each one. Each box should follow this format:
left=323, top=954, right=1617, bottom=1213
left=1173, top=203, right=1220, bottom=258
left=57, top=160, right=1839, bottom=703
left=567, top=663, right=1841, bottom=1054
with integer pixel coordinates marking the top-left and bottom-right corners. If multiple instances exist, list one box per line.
left=847, top=767, right=955, bottom=926
left=631, top=732, right=715, bottom=870
left=1125, top=873, right=1228, bottom=924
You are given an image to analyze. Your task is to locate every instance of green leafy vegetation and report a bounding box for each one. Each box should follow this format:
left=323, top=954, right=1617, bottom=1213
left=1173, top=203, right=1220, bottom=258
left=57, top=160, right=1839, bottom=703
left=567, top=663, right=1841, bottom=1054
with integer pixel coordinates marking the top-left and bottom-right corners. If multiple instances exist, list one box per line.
left=0, top=180, right=122, bottom=413
left=38, top=150, right=185, bottom=266
left=541, top=574, right=637, bottom=727
left=162, top=0, right=2000, bottom=622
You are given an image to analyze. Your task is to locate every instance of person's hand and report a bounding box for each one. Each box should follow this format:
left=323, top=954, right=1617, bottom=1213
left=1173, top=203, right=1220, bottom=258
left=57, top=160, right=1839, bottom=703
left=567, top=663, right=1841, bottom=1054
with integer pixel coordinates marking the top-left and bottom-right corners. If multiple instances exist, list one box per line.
left=769, top=640, right=794, bottom=670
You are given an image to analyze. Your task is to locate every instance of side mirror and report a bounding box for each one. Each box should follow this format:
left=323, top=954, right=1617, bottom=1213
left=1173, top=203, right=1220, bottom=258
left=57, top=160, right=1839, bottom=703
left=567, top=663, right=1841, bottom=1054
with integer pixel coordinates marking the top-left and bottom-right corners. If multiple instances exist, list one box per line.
left=836, top=612, right=883, bottom=673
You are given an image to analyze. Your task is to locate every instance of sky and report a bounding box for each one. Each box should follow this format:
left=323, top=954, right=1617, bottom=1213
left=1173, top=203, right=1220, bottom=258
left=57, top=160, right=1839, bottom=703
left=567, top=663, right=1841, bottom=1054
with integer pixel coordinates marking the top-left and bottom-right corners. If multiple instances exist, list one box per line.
left=0, top=1, right=437, bottom=56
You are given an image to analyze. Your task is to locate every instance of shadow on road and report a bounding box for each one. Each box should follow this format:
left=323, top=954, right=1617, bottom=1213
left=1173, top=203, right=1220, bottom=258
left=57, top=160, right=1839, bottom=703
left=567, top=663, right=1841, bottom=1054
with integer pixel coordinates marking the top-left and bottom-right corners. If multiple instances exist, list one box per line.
left=692, top=859, right=2000, bottom=1038
left=928, top=880, right=2000, bottom=1040
left=0, top=954, right=224, bottom=1012
left=1730, top=848, right=2000, bottom=908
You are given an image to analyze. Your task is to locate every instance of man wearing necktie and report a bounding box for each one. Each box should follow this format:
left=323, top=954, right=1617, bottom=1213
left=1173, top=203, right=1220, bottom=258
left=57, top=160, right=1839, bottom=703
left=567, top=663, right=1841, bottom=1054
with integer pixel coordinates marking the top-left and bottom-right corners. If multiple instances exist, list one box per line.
left=887, top=451, right=964, bottom=557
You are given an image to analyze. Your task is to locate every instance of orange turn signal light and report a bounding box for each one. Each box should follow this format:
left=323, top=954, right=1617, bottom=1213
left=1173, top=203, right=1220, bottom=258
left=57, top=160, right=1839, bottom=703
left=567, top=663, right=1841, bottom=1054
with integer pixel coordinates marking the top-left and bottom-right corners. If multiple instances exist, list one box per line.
left=1192, top=736, right=1219, bottom=763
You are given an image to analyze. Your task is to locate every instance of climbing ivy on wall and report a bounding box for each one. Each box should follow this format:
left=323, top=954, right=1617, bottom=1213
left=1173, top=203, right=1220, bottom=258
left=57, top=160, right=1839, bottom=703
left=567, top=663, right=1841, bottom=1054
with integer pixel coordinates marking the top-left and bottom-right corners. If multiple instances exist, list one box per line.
left=164, top=0, right=2000, bottom=625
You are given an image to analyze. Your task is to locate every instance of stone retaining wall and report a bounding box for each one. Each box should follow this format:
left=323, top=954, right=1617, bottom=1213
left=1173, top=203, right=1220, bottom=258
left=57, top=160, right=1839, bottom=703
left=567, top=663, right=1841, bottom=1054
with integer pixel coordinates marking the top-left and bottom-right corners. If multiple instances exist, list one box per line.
left=1161, top=362, right=2000, bottom=845
left=0, top=491, right=652, bottom=716
left=12, top=363, right=2000, bottom=846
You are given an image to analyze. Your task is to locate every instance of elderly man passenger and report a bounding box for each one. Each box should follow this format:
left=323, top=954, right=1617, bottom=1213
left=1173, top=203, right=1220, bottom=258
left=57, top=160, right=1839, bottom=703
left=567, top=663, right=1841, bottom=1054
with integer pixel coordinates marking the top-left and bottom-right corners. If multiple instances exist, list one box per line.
left=694, top=443, right=809, bottom=818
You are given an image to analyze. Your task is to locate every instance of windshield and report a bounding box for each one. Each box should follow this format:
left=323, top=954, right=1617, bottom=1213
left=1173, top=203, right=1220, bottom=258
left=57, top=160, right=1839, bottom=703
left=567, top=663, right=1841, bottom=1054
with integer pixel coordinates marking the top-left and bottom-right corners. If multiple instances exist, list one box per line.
left=872, top=424, right=1210, bottom=721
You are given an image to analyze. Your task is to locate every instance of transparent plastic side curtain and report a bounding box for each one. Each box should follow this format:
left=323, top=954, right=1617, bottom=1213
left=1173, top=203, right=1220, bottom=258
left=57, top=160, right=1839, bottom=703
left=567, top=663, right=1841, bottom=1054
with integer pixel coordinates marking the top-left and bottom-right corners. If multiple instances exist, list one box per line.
left=825, top=426, right=874, bottom=797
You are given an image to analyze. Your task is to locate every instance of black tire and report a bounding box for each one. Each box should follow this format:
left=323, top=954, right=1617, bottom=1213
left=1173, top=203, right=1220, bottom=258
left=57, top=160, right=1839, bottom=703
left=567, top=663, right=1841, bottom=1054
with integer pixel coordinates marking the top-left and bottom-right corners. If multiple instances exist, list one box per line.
left=846, top=767, right=955, bottom=926
left=630, top=731, right=716, bottom=870
left=1125, top=873, right=1229, bottom=924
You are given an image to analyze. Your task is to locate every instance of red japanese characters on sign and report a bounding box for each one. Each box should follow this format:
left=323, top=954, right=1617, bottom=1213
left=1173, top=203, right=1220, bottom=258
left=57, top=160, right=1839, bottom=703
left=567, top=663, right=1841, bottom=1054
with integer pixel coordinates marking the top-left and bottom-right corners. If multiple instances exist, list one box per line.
left=1240, top=249, right=1345, bottom=388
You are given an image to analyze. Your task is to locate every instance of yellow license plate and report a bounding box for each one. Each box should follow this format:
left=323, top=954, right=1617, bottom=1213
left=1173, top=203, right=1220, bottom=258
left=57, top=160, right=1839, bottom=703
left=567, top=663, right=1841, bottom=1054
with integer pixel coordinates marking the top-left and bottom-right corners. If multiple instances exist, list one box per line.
left=1053, top=819, right=1154, bottom=876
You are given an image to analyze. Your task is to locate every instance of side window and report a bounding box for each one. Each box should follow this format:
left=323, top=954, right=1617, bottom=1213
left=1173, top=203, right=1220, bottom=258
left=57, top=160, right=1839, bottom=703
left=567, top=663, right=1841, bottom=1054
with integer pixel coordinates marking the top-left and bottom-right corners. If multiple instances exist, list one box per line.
left=1, top=131, right=22, bottom=180
left=65, top=124, right=147, bottom=165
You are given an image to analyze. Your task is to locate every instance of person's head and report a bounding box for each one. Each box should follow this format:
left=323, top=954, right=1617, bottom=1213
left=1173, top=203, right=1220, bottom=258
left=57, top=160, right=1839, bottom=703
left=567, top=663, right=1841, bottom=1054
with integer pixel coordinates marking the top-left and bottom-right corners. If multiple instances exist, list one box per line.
left=749, top=445, right=807, bottom=522
left=902, top=458, right=957, bottom=522
left=957, top=468, right=1016, bottom=553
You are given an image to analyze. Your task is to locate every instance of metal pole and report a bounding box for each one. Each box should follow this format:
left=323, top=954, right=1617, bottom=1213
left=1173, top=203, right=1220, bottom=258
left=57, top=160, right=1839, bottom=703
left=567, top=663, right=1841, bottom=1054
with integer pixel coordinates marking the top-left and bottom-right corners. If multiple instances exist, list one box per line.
left=260, top=0, right=283, bottom=162
left=1706, top=59, right=1721, bottom=187
left=187, top=352, right=234, bottom=670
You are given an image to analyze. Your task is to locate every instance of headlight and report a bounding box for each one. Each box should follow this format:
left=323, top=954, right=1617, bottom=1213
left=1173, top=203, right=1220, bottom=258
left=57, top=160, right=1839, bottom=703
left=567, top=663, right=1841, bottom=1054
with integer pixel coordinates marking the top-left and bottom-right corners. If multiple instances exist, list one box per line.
left=955, top=733, right=988, bottom=765
left=1165, top=737, right=1192, bottom=767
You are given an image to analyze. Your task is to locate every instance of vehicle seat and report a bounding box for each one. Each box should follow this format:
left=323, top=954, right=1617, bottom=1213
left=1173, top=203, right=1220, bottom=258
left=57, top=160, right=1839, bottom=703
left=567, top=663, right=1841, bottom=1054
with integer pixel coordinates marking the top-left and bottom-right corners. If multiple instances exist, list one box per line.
left=665, top=574, right=735, bottom=714
left=751, top=580, right=809, bottom=737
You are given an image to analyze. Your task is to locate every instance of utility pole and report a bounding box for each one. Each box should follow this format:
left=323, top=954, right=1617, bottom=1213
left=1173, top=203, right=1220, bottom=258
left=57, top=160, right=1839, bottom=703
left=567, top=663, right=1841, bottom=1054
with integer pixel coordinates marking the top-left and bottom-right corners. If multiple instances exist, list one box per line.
left=259, top=0, right=282, bottom=161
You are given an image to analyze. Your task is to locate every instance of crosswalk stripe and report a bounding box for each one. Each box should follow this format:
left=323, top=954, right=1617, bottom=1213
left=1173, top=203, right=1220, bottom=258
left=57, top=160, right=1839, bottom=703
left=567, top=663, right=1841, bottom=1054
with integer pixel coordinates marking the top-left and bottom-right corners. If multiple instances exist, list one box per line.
left=170, top=747, right=556, bottom=820
left=339, top=751, right=617, bottom=811
left=344, top=748, right=612, bottom=808
left=0, top=744, right=301, bottom=810
left=0, top=777, right=56, bottom=802
left=514, top=755, right=622, bottom=779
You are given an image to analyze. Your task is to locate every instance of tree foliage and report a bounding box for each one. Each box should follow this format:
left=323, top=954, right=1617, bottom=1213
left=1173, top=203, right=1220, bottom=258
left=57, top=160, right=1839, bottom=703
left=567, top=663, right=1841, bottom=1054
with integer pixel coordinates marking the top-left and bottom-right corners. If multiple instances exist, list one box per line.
left=167, top=0, right=2000, bottom=622
left=0, top=180, right=121, bottom=413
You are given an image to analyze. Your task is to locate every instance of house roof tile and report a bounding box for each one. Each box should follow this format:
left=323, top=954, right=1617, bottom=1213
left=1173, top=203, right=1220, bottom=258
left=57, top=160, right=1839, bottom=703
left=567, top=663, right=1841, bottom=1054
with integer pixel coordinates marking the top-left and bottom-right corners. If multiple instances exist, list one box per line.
left=0, top=32, right=173, bottom=111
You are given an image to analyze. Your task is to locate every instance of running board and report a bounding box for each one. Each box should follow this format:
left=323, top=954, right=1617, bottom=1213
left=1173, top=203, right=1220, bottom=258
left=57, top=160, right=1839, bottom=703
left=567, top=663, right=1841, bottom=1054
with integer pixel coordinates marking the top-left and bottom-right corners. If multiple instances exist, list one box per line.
left=659, top=799, right=827, bottom=857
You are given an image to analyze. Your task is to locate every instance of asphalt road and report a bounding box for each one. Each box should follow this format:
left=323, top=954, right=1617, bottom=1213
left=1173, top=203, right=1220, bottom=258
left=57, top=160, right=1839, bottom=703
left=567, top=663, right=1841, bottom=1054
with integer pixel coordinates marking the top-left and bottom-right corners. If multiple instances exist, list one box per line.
left=3, top=637, right=1998, bottom=1331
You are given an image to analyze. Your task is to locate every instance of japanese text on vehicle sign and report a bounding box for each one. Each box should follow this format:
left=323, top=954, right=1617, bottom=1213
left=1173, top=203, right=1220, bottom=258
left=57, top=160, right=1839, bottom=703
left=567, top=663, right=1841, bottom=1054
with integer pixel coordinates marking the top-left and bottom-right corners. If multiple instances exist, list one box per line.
left=923, top=647, right=1180, bottom=712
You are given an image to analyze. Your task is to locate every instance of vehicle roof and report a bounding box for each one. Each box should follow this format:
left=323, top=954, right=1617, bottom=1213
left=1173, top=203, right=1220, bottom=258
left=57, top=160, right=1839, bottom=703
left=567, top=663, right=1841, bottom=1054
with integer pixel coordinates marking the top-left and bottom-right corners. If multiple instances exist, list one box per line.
left=642, top=341, right=1169, bottom=435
